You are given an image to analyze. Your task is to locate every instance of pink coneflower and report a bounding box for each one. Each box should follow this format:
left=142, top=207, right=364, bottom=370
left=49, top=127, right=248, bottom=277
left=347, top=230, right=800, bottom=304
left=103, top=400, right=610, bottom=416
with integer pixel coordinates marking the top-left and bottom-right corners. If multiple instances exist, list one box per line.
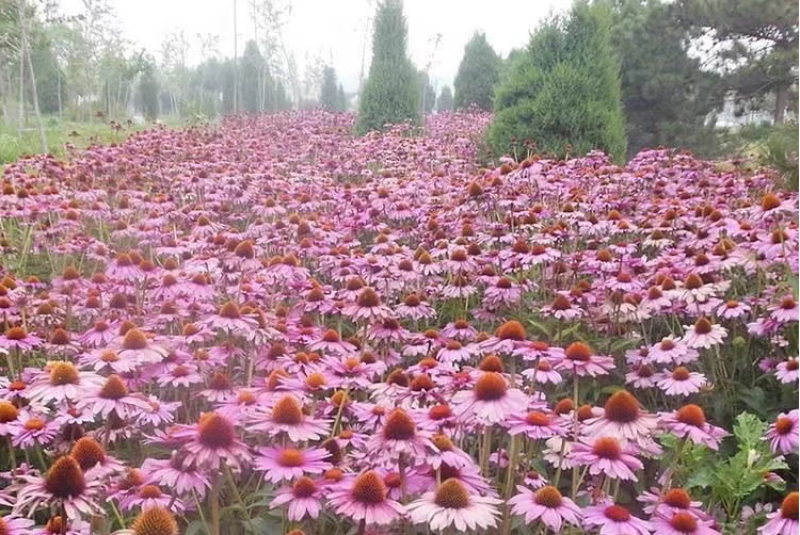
left=79, top=374, right=151, bottom=418
left=716, top=299, right=750, bottom=319
left=541, top=293, right=584, bottom=321
left=660, top=404, right=728, bottom=450
left=178, top=412, right=252, bottom=471
left=270, top=476, right=324, bottom=520
left=77, top=319, right=118, bottom=348
left=115, top=328, right=169, bottom=365
left=508, top=485, right=582, bottom=532
left=0, top=326, right=42, bottom=351
left=437, top=339, right=474, bottom=363
left=479, top=320, right=528, bottom=355
left=505, top=410, right=566, bottom=439
left=451, top=371, right=528, bottom=425
left=766, top=410, right=799, bottom=455
left=656, top=367, right=707, bottom=396
left=199, top=301, right=259, bottom=336
left=441, top=319, right=477, bottom=342
left=406, top=478, right=501, bottom=532
left=119, top=483, right=186, bottom=513
left=626, top=363, right=658, bottom=389
left=769, top=296, right=799, bottom=324
left=427, top=434, right=474, bottom=469
left=70, top=436, right=125, bottom=480
left=583, top=390, right=659, bottom=443
left=156, top=363, right=205, bottom=389
left=521, top=359, right=563, bottom=385
left=394, top=293, right=437, bottom=321
left=775, top=358, right=799, bottom=383
left=255, top=446, right=332, bottom=483
left=0, top=515, right=35, bottom=535
left=13, top=456, right=101, bottom=519
left=250, top=394, right=330, bottom=441
left=79, top=347, right=138, bottom=374
left=306, top=329, right=356, bottom=355
left=556, top=342, right=615, bottom=377
left=197, top=372, right=236, bottom=402
left=759, top=492, right=798, bottom=535
left=583, top=503, right=652, bottom=535
left=638, top=487, right=711, bottom=520
left=366, top=408, right=434, bottom=465
left=327, top=470, right=405, bottom=526
left=342, top=287, right=394, bottom=323
left=647, top=337, right=698, bottom=365
left=681, top=317, right=727, bottom=349
left=10, top=411, right=59, bottom=448
left=141, top=452, right=211, bottom=498
left=25, top=361, right=104, bottom=405
left=652, top=511, right=721, bottom=535
left=569, top=436, right=643, bottom=481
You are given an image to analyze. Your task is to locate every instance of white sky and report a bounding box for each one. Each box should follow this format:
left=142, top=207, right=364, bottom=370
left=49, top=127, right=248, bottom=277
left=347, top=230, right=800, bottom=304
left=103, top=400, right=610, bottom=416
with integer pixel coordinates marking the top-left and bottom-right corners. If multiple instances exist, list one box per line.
left=60, top=0, right=570, bottom=92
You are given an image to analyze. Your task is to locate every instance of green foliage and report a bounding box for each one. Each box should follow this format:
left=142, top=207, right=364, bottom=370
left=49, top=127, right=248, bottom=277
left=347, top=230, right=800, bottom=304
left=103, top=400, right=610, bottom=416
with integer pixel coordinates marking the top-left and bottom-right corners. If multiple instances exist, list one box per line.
left=453, top=32, right=500, bottom=111
left=138, top=60, right=160, bottom=121
left=488, top=2, right=627, bottom=162
left=683, top=413, right=788, bottom=529
left=276, top=81, right=292, bottom=111
left=356, top=0, right=420, bottom=134
left=676, top=0, right=798, bottom=124
left=319, top=66, right=341, bottom=111
left=240, top=40, right=273, bottom=114
left=760, top=122, right=799, bottom=190
left=436, top=86, right=453, bottom=112
left=417, top=70, right=436, bottom=114
left=604, top=0, right=724, bottom=157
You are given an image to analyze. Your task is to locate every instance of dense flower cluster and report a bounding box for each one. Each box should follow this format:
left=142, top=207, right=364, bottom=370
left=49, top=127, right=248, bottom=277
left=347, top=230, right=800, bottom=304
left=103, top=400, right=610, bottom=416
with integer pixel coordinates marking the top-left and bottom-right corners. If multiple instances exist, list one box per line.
left=0, top=111, right=796, bottom=535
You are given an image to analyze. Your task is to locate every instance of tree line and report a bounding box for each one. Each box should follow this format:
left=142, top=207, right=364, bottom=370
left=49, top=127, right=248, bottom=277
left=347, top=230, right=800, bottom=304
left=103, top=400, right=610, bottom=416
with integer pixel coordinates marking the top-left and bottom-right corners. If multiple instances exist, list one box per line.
left=359, top=0, right=797, bottom=160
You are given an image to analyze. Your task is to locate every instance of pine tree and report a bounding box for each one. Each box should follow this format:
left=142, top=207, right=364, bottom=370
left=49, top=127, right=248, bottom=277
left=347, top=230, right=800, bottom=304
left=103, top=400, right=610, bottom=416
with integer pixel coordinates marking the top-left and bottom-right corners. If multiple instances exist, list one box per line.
left=240, top=40, right=267, bottom=113
left=320, top=66, right=340, bottom=111
left=436, top=86, right=453, bottom=112
left=356, top=0, right=420, bottom=134
left=138, top=61, right=160, bottom=121
left=336, top=83, right=348, bottom=111
left=453, top=32, right=500, bottom=111
left=488, top=1, right=627, bottom=161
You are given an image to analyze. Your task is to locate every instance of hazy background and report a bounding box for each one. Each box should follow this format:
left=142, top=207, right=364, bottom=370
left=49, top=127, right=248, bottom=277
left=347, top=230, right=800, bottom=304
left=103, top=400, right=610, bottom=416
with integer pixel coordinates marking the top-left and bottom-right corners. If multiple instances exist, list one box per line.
left=59, top=0, right=569, bottom=92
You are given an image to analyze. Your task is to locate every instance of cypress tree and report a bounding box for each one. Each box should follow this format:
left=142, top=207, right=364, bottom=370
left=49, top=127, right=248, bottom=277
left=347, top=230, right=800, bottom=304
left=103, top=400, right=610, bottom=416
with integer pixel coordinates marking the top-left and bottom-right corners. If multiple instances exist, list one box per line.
left=356, top=0, right=419, bottom=134
left=320, top=66, right=340, bottom=111
left=488, top=1, right=627, bottom=161
left=436, top=86, right=454, bottom=112
left=453, top=32, right=500, bottom=111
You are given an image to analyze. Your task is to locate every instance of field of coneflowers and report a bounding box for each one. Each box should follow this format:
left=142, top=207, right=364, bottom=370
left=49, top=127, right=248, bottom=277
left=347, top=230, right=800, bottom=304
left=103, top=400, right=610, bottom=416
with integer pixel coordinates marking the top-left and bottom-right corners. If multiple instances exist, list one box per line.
left=0, top=111, right=797, bottom=535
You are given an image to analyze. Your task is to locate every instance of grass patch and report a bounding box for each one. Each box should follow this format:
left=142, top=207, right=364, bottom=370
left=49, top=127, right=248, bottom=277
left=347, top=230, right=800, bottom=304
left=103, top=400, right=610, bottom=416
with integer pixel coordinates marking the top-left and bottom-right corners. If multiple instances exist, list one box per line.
left=0, top=116, right=186, bottom=165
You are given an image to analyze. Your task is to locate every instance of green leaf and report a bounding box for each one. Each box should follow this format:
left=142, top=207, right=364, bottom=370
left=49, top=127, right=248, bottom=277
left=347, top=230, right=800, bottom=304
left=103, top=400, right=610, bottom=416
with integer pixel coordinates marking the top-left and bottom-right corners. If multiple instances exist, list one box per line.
left=185, top=520, right=207, bottom=535
left=733, top=413, right=768, bottom=450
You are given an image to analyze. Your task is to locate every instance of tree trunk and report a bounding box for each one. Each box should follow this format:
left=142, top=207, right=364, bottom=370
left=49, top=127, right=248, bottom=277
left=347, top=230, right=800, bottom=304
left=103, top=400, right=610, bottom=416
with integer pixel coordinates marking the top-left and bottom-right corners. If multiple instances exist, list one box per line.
left=774, top=85, right=787, bottom=125
left=18, top=0, right=48, bottom=153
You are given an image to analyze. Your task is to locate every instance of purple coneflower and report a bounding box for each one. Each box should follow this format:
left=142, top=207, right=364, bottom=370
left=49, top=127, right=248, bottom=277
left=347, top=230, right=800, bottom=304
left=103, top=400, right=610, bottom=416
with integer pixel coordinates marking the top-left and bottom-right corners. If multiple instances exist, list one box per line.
left=681, top=317, right=727, bottom=349
left=406, top=478, right=501, bottom=532
left=651, top=511, right=721, bottom=535
left=327, top=470, right=405, bottom=526
left=656, top=367, right=707, bottom=396
left=775, top=358, right=799, bottom=384
left=583, top=503, right=652, bottom=535
left=270, top=476, right=324, bottom=521
left=179, top=412, right=252, bottom=471
left=451, top=371, right=527, bottom=425
left=251, top=394, right=330, bottom=441
left=759, top=492, right=798, bottom=535
left=766, top=410, right=799, bottom=455
left=569, top=436, right=643, bottom=481
left=556, top=342, right=615, bottom=377
left=583, top=390, right=658, bottom=443
left=660, top=404, right=728, bottom=450
left=508, top=485, right=582, bottom=532
left=255, top=446, right=332, bottom=483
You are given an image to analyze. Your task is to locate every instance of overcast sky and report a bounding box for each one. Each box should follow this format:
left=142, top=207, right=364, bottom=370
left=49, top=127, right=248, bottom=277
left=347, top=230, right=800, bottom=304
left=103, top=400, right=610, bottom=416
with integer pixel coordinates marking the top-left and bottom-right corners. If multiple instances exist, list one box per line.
left=60, top=0, right=570, bottom=93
